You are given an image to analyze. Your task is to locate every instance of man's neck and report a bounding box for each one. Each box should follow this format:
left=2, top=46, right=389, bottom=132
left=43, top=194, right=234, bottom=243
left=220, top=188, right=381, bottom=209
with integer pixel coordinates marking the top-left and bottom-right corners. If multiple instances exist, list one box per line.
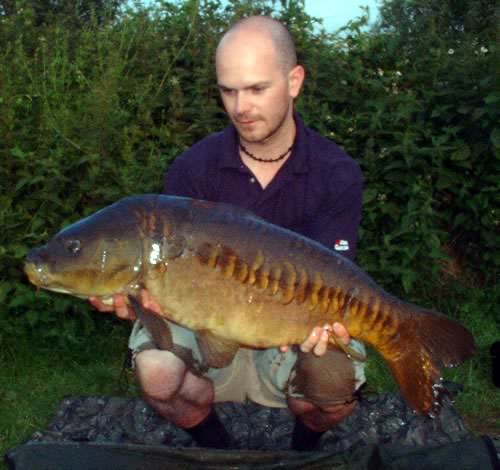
left=238, top=115, right=296, bottom=189
left=241, top=113, right=296, bottom=158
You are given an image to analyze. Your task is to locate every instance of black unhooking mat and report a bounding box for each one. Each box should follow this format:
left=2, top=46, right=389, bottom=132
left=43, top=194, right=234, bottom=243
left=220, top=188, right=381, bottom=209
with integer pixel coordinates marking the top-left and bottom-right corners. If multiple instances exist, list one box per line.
left=5, top=389, right=499, bottom=470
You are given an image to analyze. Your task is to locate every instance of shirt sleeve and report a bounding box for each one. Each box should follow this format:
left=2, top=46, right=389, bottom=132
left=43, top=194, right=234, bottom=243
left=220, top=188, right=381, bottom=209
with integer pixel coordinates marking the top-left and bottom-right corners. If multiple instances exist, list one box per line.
left=161, top=156, right=208, bottom=199
left=307, top=179, right=363, bottom=261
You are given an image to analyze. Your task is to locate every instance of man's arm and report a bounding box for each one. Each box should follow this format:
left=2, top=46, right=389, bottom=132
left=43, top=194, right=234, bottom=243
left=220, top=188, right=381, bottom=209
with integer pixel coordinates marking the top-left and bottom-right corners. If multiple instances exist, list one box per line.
left=309, top=180, right=363, bottom=262
left=162, top=154, right=214, bottom=199
left=294, top=164, right=363, bottom=351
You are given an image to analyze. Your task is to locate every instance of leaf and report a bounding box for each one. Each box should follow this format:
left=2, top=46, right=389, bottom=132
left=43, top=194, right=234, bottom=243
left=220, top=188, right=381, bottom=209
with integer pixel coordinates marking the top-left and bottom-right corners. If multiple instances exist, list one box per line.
left=15, top=176, right=46, bottom=192
left=484, top=93, right=499, bottom=105
left=401, top=270, right=417, bottom=293
left=457, top=105, right=471, bottom=114
left=10, top=146, right=27, bottom=159
left=472, top=108, right=486, bottom=121
left=8, top=292, right=36, bottom=309
left=453, top=213, right=467, bottom=227
left=490, top=128, right=500, bottom=149
left=0, top=282, right=15, bottom=304
left=363, top=188, right=378, bottom=204
left=450, top=145, right=471, bottom=162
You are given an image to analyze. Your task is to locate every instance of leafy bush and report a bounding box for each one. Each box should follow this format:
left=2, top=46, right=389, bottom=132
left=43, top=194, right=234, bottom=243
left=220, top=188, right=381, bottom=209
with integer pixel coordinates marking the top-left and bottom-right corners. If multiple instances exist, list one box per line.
left=295, top=0, right=498, bottom=298
left=0, top=0, right=497, bottom=346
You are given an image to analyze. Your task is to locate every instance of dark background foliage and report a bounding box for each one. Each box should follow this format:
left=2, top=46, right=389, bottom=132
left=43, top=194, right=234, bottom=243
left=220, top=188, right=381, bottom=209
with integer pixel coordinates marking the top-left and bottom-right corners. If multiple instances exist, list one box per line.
left=0, top=0, right=498, bottom=347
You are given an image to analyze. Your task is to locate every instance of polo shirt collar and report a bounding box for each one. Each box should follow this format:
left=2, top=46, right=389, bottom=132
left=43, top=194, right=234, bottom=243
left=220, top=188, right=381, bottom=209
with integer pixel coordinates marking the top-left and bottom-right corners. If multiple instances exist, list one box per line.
left=218, top=112, right=310, bottom=174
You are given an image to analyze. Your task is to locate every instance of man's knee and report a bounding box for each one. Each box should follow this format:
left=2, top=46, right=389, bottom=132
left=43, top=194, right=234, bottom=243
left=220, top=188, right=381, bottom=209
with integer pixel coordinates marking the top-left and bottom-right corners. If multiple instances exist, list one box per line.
left=288, top=348, right=357, bottom=405
left=288, top=395, right=358, bottom=433
left=135, top=349, right=215, bottom=408
left=135, top=349, right=188, bottom=401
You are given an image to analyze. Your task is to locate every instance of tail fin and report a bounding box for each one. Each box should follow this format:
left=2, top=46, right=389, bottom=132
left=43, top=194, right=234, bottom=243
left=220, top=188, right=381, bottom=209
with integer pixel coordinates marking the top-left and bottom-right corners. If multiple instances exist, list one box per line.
left=383, top=302, right=476, bottom=416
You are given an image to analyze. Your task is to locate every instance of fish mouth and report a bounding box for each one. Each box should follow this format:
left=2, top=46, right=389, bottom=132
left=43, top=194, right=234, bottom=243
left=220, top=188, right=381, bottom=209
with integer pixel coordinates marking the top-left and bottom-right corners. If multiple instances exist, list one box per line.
left=24, top=261, right=75, bottom=295
left=24, top=260, right=50, bottom=288
left=24, top=261, right=88, bottom=299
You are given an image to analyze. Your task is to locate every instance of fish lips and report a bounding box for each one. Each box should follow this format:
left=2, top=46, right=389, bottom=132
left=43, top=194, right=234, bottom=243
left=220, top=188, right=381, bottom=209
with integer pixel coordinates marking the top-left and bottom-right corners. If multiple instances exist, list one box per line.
left=24, top=257, right=79, bottom=296
left=24, top=248, right=51, bottom=288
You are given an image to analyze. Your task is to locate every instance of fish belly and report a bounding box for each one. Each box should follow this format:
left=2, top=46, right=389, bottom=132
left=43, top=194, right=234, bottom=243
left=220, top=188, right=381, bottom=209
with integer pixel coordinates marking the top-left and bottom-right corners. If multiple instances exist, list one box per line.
left=144, top=254, right=328, bottom=348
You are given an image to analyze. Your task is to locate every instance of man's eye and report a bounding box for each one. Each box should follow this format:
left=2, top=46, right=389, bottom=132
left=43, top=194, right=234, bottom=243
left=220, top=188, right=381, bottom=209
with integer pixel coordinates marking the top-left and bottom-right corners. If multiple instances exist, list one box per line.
left=65, top=240, right=81, bottom=254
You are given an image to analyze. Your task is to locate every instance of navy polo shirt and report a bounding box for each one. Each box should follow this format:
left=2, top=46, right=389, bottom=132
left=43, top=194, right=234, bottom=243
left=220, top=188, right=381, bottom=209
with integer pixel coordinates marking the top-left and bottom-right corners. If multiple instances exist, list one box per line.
left=163, top=114, right=363, bottom=260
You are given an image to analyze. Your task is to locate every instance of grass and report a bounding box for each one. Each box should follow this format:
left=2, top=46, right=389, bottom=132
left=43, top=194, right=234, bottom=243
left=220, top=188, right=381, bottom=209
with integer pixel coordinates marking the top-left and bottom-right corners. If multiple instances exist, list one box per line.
left=1, top=283, right=499, bottom=469
left=365, top=347, right=500, bottom=433
left=0, top=320, right=133, bottom=468
left=364, top=278, right=500, bottom=434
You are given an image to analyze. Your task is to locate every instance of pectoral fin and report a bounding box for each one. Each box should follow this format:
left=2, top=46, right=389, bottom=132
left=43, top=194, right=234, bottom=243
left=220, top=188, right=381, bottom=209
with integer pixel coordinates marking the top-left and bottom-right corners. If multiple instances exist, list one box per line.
left=127, top=296, right=213, bottom=377
left=329, top=335, right=367, bottom=362
left=196, top=330, right=240, bottom=369
left=128, top=295, right=173, bottom=351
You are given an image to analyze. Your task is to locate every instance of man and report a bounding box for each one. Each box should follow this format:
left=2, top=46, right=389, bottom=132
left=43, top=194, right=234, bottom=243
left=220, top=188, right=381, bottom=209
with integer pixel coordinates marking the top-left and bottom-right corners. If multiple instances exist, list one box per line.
left=91, top=15, right=365, bottom=451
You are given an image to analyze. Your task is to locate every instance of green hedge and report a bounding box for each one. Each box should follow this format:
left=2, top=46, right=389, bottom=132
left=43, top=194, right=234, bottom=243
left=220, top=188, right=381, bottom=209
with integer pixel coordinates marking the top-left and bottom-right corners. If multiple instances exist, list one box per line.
left=0, top=0, right=497, bottom=344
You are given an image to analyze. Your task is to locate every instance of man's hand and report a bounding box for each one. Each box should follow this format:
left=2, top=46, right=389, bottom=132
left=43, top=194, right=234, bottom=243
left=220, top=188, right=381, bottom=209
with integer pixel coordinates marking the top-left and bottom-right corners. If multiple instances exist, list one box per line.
left=89, top=289, right=162, bottom=320
left=280, top=322, right=350, bottom=356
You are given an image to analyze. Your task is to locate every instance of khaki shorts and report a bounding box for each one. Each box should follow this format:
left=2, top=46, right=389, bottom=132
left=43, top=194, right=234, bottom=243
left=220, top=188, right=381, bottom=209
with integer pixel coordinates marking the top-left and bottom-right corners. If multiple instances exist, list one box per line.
left=129, top=320, right=366, bottom=408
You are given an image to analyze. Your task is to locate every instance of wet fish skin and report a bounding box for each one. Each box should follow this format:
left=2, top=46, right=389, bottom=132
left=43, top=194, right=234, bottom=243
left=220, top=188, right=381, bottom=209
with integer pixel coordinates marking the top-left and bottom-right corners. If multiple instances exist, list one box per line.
left=24, top=194, right=476, bottom=416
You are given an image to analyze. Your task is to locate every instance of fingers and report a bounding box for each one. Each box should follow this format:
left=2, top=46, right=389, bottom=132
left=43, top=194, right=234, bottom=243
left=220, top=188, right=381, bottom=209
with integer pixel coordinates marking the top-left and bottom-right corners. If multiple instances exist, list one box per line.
left=89, top=289, right=161, bottom=320
left=300, top=325, right=331, bottom=356
left=88, top=294, right=136, bottom=320
left=114, top=295, right=136, bottom=320
left=332, top=322, right=350, bottom=345
left=280, top=327, right=328, bottom=355
left=88, top=297, right=115, bottom=312
left=299, top=322, right=351, bottom=357
left=140, top=289, right=162, bottom=314
left=114, top=289, right=162, bottom=320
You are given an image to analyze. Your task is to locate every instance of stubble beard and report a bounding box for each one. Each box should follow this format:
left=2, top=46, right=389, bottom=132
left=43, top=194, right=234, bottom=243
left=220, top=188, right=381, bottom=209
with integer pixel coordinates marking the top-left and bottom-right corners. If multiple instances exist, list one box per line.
left=237, top=101, right=292, bottom=146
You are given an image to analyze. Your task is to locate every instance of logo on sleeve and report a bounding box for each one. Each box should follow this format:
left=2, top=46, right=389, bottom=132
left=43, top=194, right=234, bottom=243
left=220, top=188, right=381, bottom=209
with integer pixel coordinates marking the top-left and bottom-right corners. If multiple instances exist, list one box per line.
left=334, top=239, right=350, bottom=251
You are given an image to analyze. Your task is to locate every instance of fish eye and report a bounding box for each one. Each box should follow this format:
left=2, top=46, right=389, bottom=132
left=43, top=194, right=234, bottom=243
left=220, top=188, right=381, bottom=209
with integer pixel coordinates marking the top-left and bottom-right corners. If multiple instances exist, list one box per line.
left=65, top=239, right=81, bottom=254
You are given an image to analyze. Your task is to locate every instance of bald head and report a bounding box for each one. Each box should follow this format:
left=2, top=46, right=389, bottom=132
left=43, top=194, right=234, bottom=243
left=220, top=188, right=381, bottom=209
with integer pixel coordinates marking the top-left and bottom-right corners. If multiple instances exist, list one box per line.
left=217, top=16, right=297, bottom=73
left=214, top=16, right=304, bottom=146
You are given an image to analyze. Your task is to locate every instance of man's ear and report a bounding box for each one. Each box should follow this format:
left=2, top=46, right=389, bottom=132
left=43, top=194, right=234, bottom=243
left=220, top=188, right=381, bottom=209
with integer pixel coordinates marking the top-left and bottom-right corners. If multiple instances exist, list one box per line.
left=288, top=65, right=305, bottom=98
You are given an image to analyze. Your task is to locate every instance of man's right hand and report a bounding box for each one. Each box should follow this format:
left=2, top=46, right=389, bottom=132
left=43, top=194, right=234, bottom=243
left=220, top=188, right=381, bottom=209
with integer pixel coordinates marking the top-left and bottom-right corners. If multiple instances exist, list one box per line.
left=89, top=290, right=163, bottom=321
left=89, top=294, right=137, bottom=320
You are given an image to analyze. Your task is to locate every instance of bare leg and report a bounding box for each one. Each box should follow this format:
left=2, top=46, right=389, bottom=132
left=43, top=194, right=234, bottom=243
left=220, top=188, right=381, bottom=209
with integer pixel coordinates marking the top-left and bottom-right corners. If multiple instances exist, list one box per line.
left=135, top=349, right=230, bottom=447
left=288, top=397, right=357, bottom=431
left=288, top=397, right=357, bottom=451
left=135, top=349, right=213, bottom=426
left=287, top=348, right=359, bottom=450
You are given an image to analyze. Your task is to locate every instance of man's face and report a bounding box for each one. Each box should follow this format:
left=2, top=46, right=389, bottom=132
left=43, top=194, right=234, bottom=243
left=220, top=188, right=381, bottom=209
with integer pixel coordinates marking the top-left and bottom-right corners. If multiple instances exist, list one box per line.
left=215, top=32, right=303, bottom=144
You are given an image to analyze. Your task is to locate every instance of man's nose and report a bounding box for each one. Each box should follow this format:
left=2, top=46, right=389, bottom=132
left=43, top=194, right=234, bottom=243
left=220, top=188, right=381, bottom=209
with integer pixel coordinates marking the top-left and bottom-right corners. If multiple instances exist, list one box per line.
left=235, top=91, right=251, bottom=116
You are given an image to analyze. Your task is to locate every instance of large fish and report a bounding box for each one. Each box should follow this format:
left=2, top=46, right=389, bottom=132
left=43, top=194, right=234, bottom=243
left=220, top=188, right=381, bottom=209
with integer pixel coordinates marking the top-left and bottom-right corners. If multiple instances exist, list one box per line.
left=24, top=195, right=475, bottom=416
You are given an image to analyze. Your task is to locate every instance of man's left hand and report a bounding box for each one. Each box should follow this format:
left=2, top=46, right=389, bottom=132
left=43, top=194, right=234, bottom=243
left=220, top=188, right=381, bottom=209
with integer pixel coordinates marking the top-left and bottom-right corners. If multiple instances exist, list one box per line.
left=280, top=322, right=350, bottom=356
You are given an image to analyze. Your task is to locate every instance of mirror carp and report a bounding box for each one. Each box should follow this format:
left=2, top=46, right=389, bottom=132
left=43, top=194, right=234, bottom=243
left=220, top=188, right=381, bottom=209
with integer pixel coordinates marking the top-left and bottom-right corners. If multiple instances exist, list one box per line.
left=24, top=194, right=476, bottom=416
